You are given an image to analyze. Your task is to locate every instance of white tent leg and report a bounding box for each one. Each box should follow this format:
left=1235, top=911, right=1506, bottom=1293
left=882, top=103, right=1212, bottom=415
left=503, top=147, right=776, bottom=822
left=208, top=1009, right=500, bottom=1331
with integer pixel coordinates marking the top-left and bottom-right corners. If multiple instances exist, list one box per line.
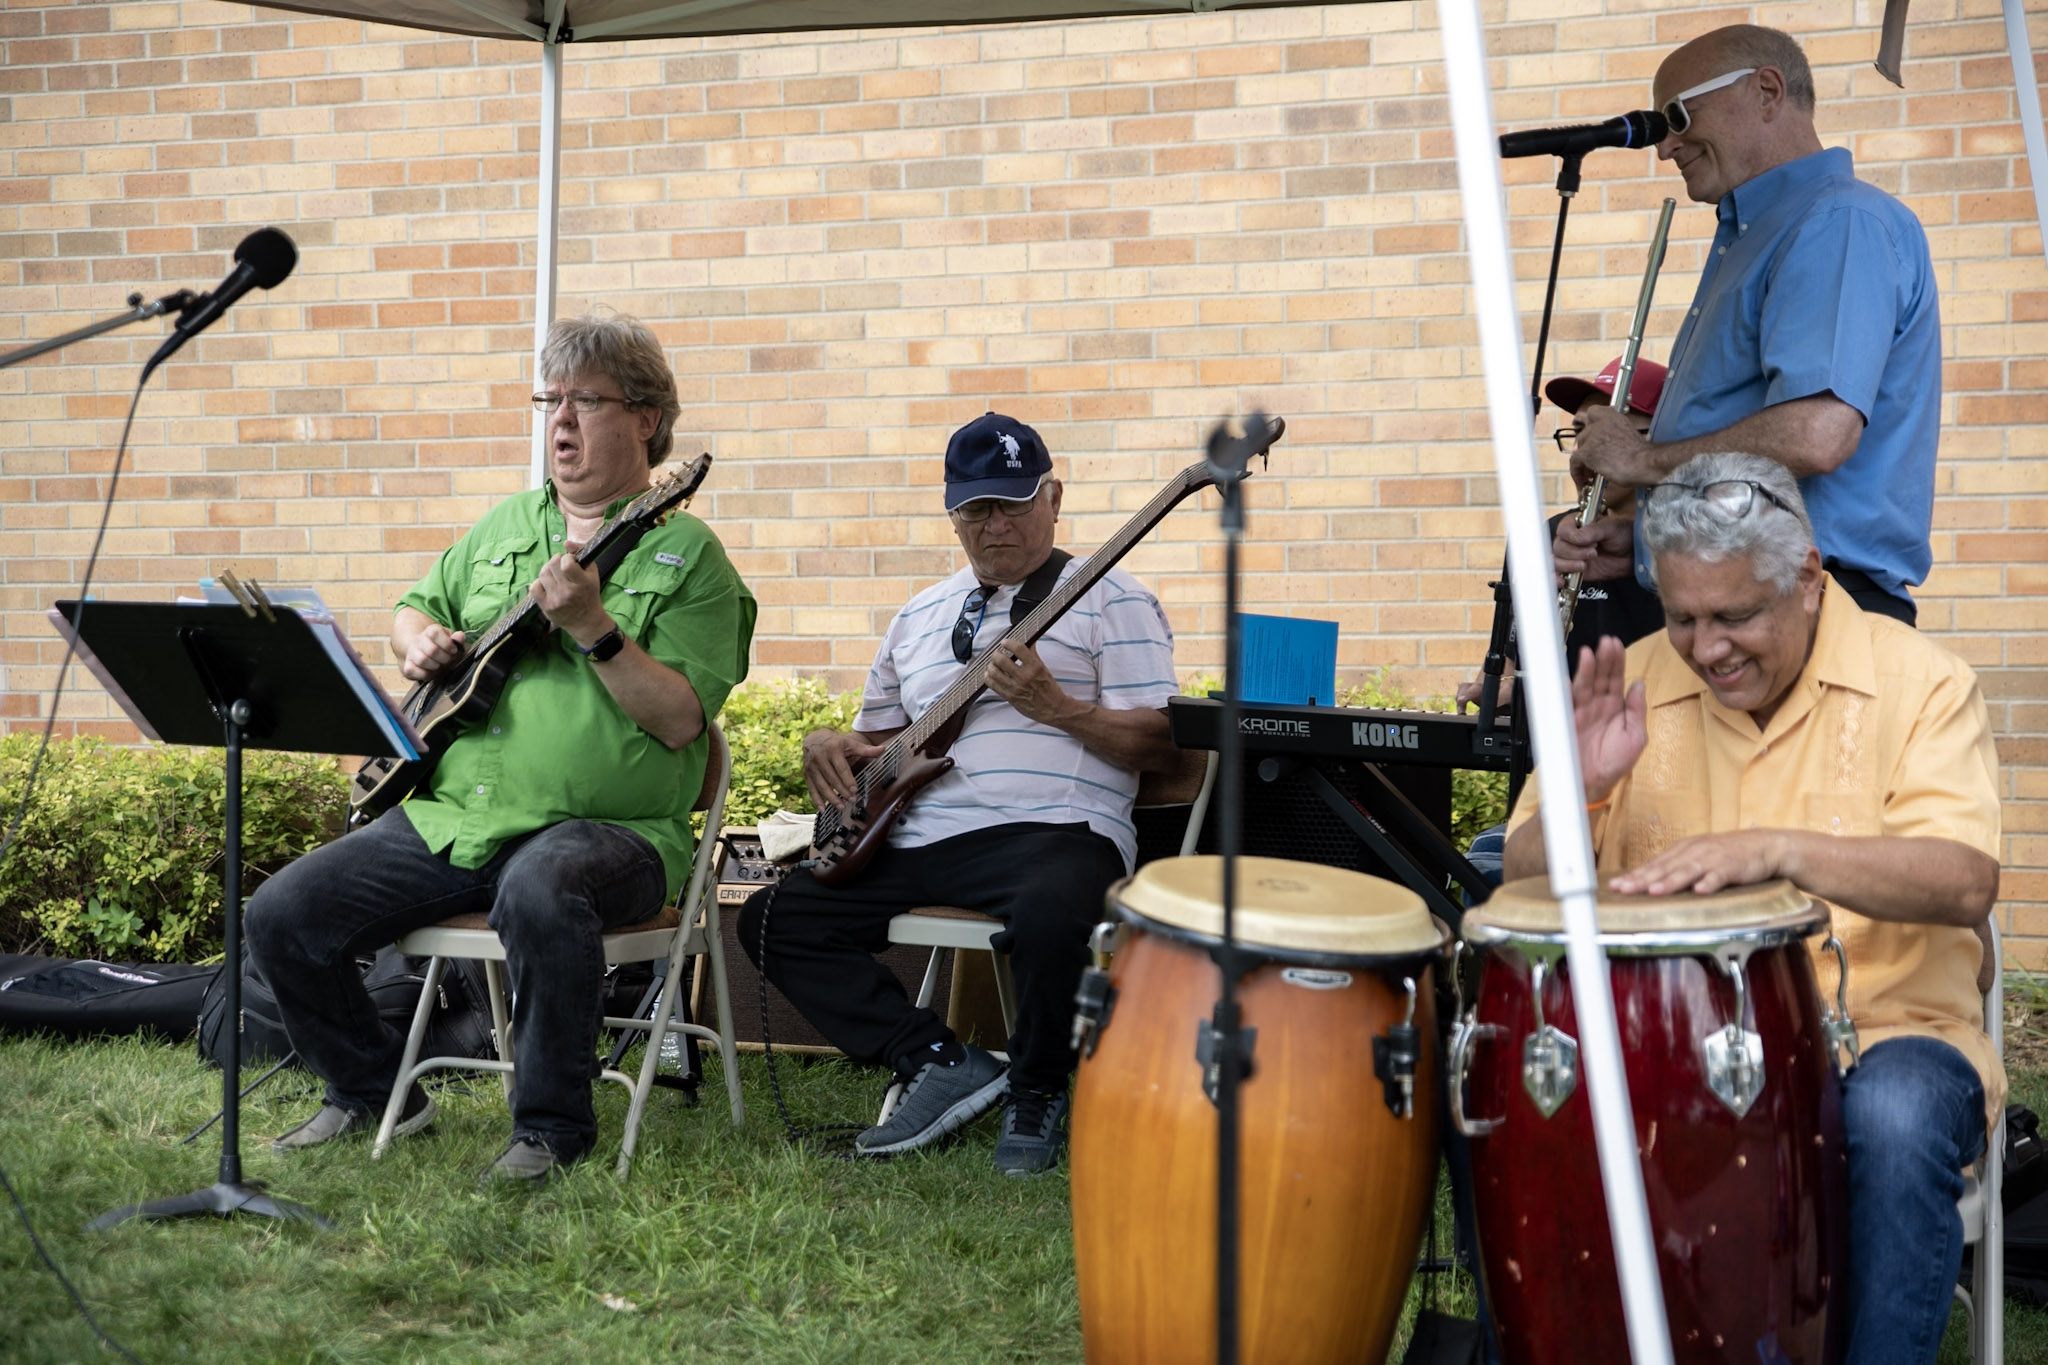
left=529, top=38, right=564, bottom=490
left=1434, top=3, right=1674, bottom=1363
left=2007, top=0, right=2048, bottom=267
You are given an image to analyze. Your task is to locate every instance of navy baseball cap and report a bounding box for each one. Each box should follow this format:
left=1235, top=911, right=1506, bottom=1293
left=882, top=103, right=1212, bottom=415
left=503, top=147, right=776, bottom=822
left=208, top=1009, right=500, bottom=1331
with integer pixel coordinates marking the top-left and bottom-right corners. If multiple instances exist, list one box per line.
left=943, top=413, right=1051, bottom=511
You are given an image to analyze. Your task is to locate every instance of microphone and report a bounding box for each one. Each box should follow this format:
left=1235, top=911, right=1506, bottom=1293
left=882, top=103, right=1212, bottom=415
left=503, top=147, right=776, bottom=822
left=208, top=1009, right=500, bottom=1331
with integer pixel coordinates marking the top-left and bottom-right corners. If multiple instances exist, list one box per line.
left=1499, top=110, right=1669, bottom=160
left=145, top=227, right=297, bottom=376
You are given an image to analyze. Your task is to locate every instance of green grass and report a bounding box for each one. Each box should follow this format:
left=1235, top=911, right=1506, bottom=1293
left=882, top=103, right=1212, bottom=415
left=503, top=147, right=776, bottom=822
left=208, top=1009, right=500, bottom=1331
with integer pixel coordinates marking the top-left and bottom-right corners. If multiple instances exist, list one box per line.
left=2, top=1035, right=2045, bottom=1363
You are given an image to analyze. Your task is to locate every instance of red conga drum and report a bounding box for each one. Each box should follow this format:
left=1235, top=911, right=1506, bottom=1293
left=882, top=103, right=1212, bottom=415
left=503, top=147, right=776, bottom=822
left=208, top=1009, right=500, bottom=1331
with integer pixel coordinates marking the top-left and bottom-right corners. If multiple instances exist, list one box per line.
left=1070, top=855, right=1447, bottom=1364
left=1453, top=878, right=1853, bottom=1364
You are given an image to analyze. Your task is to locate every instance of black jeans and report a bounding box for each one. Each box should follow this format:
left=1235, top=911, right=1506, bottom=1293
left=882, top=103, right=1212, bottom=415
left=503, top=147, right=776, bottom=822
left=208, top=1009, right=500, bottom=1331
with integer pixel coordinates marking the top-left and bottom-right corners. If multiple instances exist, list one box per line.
left=738, top=822, right=1126, bottom=1093
left=1827, top=563, right=1916, bottom=627
left=245, top=812, right=666, bottom=1159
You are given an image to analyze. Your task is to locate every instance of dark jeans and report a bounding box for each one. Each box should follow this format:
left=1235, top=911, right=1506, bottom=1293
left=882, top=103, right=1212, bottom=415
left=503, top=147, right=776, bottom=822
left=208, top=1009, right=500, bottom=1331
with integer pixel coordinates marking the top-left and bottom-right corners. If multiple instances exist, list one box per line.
left=1842, top=1035, right=1986, bottom=1365
left=737, top=822, right=1126, bottom=1093
left=245, top=812, right=666, bottom=1159
left=1828, top=563, right=1917, bottom=627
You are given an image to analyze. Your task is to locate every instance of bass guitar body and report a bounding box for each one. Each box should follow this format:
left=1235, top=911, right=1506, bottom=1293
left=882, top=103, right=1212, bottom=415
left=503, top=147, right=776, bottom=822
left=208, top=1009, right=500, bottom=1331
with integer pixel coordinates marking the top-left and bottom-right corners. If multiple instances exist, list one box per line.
left=807, top=751, right=956, bottom=888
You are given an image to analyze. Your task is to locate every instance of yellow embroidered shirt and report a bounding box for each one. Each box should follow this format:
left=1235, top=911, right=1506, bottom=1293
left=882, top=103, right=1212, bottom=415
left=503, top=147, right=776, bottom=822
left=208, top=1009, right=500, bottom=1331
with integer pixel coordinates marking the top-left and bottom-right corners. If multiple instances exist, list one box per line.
left=1507, top=588, right=2004, bottom=1121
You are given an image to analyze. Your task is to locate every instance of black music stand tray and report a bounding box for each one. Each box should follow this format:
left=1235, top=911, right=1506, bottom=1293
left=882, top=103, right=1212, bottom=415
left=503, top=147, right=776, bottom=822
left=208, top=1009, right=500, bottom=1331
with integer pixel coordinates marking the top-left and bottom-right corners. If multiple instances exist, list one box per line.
left=57, top=601, right=408, bottom=1232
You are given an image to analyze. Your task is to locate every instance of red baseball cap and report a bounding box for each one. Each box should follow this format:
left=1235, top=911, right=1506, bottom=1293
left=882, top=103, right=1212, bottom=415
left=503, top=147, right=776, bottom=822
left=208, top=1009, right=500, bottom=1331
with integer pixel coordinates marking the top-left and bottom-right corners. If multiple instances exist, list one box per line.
left=1544, top=356, right=1668, bottom=418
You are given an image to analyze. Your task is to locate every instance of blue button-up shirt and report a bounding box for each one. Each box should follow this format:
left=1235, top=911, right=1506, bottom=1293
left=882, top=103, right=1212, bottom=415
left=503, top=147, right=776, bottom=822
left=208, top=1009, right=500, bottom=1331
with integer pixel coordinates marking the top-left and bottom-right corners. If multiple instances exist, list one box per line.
left=1643, top=147, right=1940, bottom=602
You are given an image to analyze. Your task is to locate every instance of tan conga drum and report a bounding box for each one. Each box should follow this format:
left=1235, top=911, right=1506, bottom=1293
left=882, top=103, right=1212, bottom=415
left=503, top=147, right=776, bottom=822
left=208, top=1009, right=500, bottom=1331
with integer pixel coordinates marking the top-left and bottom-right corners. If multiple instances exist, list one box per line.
left=1070, top=855, right=1448, bottom=1364
left=1453, top=878, right=1852, bottom=1365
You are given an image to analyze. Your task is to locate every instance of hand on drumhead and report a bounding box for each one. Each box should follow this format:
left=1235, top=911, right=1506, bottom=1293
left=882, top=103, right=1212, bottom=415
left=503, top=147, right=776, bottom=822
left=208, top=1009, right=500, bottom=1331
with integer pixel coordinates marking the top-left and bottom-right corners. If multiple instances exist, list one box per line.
left=1610, top=831, right=1789, bottom=898
left=1571, top=636, right=1645, bottom=804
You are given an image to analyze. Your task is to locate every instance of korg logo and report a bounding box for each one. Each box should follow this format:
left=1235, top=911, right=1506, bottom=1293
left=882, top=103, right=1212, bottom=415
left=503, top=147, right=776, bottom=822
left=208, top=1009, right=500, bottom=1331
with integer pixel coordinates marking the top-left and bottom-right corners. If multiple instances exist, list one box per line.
left=1239, top=716, right=1311, bottom=737
left=1353, top=721, right=1420, bottom=750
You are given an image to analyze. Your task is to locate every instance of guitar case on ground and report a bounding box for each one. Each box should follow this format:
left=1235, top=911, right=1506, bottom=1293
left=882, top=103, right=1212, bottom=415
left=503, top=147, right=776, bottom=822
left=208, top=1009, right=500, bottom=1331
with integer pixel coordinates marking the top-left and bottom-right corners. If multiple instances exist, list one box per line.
left=0, top=954, right=215, bottom=1043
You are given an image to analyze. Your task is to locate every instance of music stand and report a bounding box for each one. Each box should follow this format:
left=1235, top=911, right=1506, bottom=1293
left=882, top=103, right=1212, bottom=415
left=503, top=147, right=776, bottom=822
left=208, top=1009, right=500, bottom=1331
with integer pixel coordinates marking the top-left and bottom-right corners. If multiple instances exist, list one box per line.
left=56, top=601, right=408, bottom=1231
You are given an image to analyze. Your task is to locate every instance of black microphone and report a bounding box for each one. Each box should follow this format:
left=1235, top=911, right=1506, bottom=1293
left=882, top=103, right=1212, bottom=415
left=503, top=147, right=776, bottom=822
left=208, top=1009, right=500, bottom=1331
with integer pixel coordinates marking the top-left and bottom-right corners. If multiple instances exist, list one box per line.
left=145, top=227, right=297, bottom=377
left=1498, top=110, right=1669, bottom=160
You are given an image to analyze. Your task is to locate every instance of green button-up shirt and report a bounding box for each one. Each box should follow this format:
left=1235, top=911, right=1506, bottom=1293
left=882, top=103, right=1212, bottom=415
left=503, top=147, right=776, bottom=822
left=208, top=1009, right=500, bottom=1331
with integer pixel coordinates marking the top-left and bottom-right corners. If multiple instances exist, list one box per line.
left=395, top=480, right=755, bottom=897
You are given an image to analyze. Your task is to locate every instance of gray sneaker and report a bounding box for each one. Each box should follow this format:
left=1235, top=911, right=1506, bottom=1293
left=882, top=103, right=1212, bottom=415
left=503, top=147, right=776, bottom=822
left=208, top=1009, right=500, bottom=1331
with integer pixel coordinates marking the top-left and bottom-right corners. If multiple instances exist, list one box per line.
left=271, top=1085, right=434, bottom=1152
left=484, top=1135, right=561, bottom=1185
left=993, top=1087, right=1069, bottom=1176
left=854, top=1044, right=1007, bottom=1157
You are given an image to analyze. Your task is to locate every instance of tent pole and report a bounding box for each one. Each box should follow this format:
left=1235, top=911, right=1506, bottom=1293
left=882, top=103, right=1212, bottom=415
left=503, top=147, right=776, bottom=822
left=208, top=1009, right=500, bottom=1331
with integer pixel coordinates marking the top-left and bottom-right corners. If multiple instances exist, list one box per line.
left=530, top=37, right=564, bottom=490
left=1434, top=3, right=1674, bottom=1363
left=2006, top=0, right=2048, bottom=271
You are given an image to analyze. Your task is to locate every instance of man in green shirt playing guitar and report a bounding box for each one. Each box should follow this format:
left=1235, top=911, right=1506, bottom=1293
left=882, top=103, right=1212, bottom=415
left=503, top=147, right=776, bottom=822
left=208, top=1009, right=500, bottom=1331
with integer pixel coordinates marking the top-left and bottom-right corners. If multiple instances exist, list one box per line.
left=248, top=314, right=754, bottom=1183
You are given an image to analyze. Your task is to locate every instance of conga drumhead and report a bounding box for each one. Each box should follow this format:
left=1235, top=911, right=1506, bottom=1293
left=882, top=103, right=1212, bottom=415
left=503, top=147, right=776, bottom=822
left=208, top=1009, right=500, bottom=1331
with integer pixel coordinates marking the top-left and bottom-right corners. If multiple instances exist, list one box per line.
left=1112, top=854, right=1446, bottom=962
left=1466, top=876, right=1823, bottom=952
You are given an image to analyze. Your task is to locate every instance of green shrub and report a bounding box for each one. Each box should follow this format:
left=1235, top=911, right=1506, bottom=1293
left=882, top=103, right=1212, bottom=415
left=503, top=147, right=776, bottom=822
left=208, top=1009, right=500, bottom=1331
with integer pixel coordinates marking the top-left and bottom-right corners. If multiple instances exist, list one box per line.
left=0, top=735, right=348, bottom=962
left=716, top=678, right=861, bottom=828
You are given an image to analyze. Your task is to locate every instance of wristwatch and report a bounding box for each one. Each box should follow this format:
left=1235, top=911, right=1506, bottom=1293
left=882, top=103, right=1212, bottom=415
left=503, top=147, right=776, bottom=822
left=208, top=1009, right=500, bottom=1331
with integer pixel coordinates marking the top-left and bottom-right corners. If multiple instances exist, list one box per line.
left=577, top=627, right=626, bottom=663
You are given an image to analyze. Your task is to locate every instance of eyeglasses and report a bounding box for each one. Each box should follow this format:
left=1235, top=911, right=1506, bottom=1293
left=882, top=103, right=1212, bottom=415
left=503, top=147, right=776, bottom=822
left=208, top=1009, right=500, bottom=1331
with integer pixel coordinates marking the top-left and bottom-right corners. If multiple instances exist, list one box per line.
left=1641, top=478, right=1796, bottom=519
left=1661, top=67, right=1756, bottom=136
left=532, top=391, right=640, bottom=415
left=1552, top=423, right=1584, bottom=453
left=950, top=492, right=1043, bottom=524
left=951, top=588, right=990, bottom=665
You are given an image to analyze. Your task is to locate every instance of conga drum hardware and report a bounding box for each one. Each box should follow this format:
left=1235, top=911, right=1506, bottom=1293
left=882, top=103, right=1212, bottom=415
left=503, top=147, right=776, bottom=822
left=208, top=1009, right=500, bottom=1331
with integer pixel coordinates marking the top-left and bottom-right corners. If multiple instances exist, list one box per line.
left=1069, top=921, right=1127, bottom=1058
left=1819, top=934, right=1860, bottom=1070
left=1071, top=854, right=1448, bottom=1364
left=1520, top=953, right=1579, bottom=1118
left=1701, top=943, right=1767, bottom=1117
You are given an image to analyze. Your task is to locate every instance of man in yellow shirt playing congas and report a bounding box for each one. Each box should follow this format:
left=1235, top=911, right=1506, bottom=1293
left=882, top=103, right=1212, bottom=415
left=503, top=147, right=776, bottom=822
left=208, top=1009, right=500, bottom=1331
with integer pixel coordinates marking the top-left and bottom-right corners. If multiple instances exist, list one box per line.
left=1503, top=450, right=2002, bottom=1365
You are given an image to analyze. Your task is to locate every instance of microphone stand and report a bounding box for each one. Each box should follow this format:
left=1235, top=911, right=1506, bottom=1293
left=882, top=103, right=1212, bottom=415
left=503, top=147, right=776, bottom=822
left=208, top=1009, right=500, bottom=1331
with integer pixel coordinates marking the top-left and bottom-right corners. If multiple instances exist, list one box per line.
left=1203, top=420, right=1262, bottom=1365
left=0, top=290, right=194, bottom=371
left=1525, top=150, right=1584, bottom=420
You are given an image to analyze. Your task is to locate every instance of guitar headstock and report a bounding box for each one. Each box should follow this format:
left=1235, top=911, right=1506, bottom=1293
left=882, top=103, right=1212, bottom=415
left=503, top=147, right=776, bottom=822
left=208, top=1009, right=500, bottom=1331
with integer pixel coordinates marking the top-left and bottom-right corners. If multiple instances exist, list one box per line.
left=1179, top=413, right=1285, bottom=495
left=583, top=454, right=715, bottom=561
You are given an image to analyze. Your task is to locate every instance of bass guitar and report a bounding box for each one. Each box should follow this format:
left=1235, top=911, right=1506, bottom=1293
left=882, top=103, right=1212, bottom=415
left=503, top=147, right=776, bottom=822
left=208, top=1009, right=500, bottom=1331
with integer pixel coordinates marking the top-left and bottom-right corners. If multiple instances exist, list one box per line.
left=349, top=454, right=713, bottom=823
left=809, top=415, right=1284, bottom=888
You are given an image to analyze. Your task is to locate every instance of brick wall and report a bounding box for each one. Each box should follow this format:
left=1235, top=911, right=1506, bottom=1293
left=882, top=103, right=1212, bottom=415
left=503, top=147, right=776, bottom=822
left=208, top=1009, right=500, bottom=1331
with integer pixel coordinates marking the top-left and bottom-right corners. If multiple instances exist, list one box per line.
left=2, top=0, right=2044, bottom=959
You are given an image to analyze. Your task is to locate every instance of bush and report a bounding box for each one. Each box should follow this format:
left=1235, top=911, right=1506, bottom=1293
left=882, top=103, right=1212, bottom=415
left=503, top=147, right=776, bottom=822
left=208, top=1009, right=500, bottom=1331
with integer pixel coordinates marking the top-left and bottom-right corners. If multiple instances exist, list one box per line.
left=716, top=678, right=861, bottom=829
left=0, top=735, right=349, bottom=962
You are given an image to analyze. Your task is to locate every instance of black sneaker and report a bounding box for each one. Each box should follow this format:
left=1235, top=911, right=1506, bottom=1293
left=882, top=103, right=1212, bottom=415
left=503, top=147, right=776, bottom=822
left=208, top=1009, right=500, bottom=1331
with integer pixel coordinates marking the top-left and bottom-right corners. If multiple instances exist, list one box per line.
left=271, top=1084, right=434, bottom=1153
left=993, top=1086, right=1069, bottom=1176
left=854, top=1044, right=1007, bottom=1157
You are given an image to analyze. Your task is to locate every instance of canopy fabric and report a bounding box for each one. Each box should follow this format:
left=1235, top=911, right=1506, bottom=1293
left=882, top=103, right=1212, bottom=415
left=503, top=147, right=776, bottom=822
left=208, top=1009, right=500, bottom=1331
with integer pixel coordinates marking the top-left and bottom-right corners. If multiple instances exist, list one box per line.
left=251, top=0, right=1379, bottom=43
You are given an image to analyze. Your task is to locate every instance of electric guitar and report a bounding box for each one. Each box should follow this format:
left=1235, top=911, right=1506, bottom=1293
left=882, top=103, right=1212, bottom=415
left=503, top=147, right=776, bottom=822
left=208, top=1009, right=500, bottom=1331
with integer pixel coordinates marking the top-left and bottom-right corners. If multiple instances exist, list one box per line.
left=808, top=415, right=1284, bottom=888
left=348, top=454, right=713, bottom=823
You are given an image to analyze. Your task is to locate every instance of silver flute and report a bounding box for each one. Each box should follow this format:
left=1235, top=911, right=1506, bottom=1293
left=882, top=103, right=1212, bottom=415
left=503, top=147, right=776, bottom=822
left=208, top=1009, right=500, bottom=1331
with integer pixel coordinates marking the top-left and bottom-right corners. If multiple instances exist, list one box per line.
left=1557, top=196, right=1677, bottom=638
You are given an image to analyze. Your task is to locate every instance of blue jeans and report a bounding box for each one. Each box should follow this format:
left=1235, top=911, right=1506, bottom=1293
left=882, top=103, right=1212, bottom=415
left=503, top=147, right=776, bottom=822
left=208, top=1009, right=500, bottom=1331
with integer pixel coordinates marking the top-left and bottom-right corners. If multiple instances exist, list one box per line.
left=1842, top=1035, right=1987, bottom=1365
left=246, top=812, right=667, bottom=1160
left=1464, top=822, right=1507, bottom=903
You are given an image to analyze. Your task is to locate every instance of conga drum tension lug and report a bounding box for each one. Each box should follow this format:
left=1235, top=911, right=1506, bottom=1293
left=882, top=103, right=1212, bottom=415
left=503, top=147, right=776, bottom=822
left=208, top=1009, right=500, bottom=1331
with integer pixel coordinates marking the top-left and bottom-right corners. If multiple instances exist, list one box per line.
left=1372, top=975, right=1422, bottom=1119
left=1820, top=934, right=1861, bottom=1073
left=1703, top=945, right=1767, bottom=1117
left=1070, top=965, right=1117, bottom=1057
left=1519, top=955, right=1579, bottom=1118
left=1194, top=1014, right=1258, bottom=1106
left=1449, top=1016, right=1505, bottom=1136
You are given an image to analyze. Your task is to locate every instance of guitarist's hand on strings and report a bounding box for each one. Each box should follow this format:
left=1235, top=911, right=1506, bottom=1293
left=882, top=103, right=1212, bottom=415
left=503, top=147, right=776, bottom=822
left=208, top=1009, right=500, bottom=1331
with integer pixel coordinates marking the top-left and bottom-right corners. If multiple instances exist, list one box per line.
left=802, top=729, right=889, bottom=812
left=529, top=553, right=612, bottom=649
left=393, top=609, right=466, bottom=682
left=980, top=642, right=1074, bottom=727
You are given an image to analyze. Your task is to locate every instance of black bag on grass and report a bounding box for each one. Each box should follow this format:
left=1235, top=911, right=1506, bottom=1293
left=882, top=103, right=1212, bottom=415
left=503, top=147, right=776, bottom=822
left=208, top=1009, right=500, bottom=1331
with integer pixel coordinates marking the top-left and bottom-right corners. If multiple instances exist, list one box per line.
left=0, top=954, right=215, bottom=1043
left=197, top=944, right=498, bottom=1070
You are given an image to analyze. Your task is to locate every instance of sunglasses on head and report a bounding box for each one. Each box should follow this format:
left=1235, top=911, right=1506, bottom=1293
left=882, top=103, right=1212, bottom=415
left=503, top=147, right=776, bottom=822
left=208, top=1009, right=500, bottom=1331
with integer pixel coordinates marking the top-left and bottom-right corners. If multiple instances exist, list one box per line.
left=951, top=587, right=990, bottom=665
left=1661, top=66, right=1756, bottom=136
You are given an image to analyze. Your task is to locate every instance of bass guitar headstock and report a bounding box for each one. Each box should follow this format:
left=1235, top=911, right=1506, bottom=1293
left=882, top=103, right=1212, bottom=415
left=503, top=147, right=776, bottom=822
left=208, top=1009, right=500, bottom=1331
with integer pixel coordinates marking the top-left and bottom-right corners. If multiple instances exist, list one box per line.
left=1172, top=413, right=1285, bottom=498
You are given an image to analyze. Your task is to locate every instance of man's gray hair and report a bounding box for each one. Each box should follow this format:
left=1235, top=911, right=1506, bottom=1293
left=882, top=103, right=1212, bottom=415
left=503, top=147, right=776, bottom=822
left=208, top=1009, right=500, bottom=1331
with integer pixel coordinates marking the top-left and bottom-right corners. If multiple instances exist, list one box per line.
left=1640, top=451, right=1815, bottom=594
left=538, top=313, right=683, bottom=465
left=1711, top=25, right=1816, bottom=112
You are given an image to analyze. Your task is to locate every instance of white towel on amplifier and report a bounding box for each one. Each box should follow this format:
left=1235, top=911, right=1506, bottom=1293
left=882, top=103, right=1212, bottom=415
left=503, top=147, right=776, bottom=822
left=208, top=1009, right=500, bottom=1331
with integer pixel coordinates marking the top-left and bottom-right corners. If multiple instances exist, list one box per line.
left=757, top=810, right=817, bottom=864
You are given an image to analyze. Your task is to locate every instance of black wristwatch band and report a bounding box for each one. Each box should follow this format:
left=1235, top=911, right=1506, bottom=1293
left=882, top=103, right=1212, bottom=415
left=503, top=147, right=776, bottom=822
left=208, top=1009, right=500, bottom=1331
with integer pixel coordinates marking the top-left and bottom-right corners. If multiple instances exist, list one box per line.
left=577, top=627, right=626, bottom=662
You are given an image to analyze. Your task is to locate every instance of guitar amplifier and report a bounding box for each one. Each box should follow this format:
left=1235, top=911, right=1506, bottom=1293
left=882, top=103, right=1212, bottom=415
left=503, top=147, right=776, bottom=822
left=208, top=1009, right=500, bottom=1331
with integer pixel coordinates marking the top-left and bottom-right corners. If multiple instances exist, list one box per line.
left=696, top=828, right=953, bottom=1056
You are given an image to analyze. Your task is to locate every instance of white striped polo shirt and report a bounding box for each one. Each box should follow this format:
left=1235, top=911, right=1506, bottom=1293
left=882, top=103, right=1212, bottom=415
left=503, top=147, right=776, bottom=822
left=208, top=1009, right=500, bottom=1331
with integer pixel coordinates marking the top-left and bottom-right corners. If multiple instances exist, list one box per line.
left=857, top=560, right=1178, bottom=871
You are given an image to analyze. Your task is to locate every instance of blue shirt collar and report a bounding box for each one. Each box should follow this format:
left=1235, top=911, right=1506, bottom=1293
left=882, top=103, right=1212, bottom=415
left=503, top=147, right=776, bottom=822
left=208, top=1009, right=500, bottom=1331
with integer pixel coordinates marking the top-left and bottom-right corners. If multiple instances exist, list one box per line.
left=1718, top=146, right=1853, bottom=230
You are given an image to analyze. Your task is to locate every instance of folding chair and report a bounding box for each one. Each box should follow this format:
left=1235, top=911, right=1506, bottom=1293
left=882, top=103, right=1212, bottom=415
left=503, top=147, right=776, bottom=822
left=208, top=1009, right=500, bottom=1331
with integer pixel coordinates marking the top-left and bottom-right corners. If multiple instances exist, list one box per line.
left=876, top=748, right=1216, bottom=1122
left=1955, top=917, right=2005, bottom=1363
left=372, top=721, right=742, bottom=1176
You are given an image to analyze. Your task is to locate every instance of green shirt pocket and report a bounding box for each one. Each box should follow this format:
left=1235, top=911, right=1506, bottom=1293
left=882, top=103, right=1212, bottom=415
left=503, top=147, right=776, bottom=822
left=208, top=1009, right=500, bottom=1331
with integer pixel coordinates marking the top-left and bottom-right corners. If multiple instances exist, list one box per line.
left=462, top=533, right=540, bottom=633
left=604, top=557, right=687, bottom=638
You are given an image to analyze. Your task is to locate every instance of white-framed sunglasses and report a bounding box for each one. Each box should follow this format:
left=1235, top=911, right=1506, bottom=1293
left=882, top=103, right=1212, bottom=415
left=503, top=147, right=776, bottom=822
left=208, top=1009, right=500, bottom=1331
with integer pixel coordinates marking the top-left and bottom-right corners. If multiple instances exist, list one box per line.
left=1661, top=67, right=1756, bottom=136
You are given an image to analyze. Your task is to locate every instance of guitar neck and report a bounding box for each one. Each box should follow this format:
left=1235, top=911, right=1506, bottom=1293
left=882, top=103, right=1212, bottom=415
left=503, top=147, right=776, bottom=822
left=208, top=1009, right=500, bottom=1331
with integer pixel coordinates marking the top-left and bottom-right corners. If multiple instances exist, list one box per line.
left=887, top=464, right=1211, bottom=762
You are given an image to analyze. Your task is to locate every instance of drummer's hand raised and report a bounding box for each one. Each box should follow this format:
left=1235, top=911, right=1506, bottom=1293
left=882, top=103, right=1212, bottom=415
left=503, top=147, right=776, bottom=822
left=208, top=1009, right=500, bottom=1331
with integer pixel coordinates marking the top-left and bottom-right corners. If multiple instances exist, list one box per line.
left=1572, top=636, right=1645, bottom=804
left=1610, top=831, right=1788, bottom=898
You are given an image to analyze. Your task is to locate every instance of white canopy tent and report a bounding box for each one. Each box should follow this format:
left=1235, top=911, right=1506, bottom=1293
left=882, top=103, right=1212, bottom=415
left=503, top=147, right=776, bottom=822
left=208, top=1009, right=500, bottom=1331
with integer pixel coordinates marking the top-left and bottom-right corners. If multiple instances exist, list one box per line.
left=237, top=3, right=2048, bottom=1359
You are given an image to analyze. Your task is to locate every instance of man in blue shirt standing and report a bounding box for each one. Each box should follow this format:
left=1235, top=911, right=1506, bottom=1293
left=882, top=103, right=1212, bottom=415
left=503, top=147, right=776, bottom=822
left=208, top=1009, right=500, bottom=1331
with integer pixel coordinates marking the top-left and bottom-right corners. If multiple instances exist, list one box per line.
left=1562, top=24, right=1939, bottom=626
